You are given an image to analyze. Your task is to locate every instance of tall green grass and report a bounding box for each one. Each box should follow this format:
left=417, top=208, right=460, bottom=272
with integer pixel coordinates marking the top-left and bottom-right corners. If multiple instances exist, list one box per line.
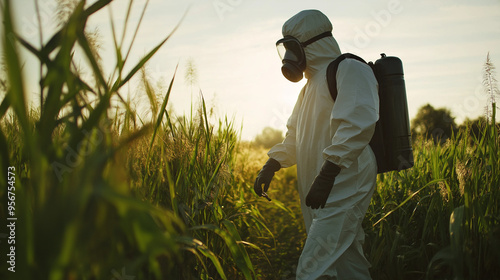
left=127, top=88, right=266, bottom=278
left=364, top=118, right=500, bottom=280
left=0, top=0, right=264, bottom=279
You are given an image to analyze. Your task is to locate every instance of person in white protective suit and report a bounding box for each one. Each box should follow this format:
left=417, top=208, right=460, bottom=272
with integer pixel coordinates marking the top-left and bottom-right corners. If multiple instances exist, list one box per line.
left=253, top=10, right=379, bottom=279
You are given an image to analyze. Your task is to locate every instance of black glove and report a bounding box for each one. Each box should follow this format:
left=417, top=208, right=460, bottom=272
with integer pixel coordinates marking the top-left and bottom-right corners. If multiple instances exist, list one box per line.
left=254, top=158, right=281, bottom=197
left=305, top=160, right=341, bottom=209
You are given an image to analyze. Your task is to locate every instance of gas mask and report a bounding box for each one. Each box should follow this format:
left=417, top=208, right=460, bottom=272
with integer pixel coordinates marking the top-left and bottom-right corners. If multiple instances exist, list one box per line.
left=276, top=31, right=333, bottom=82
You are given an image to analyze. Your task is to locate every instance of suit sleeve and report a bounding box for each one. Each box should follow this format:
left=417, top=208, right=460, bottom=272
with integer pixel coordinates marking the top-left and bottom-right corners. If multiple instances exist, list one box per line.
left=323, top=59, right=379, bottom=169
left=267, top=87, right=305, bottom=168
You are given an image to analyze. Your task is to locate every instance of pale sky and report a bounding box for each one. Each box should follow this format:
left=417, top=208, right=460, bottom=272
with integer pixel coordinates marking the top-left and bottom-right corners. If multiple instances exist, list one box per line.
left=8, top=0, right=500, bottom=140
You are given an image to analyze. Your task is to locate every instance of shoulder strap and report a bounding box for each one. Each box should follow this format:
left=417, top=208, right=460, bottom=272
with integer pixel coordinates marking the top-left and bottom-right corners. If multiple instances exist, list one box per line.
left=326, top=53, right=368, bottom=101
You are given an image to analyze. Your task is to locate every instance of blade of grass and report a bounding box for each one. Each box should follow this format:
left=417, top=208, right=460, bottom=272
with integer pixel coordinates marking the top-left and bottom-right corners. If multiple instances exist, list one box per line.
left=0, top=127, right=9, bottom=182
left=238, top=240, right=271, bottom=266
left=177, top=236, right=228, bottom=280
left=112, top=9, right=187, bottom=91
left=190, top=223, right=253, bottom=279
left=119, top=0, right=135, bottom=48
left=38, top=0, right=111, bottom=61
left=38, top=0, right=85, bottom=147
left=3, top=0, right=28, bottom=132
left=34, top=0, right=44, bottom=111
left=141, top=67, right=159, bottom=117
left=373, top=178, right=446, bottom=227
left=0, top=94, right=10, bottom=120
left=222, top=220, right=255, bottom=279
left=122, top=0, right=150, bottom=66
left=146, top=63, right=178, bottom=162
left=107, top=1, right=122, bottom=82
left=76, top=21, right=108, bottom=91
left=143, top=64, right=179, bottom=179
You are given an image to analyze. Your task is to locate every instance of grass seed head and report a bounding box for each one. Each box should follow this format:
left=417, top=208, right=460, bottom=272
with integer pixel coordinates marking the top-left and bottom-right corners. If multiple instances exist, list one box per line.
left=455, top=160, right=469, bottom=197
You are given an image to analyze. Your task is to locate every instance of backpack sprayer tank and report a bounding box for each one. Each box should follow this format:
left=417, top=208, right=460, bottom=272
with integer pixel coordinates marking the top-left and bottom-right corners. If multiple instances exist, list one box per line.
left=373, top=54, right=414, bottom=171
left=327, top=53, right=414, bottom=173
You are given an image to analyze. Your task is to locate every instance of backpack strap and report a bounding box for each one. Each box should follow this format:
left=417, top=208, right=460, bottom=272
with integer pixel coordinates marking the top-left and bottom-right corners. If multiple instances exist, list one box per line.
left=327, top=53, right=389, bottom=173
left=326, top=53, right=368, bottom=102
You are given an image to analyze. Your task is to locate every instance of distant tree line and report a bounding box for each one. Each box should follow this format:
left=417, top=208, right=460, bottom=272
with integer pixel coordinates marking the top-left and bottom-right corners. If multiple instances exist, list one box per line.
left=410, top=103, right=498, bottom=144
left=253, top=127, right=284, bottom=149
left=411, top=104, right=457, bottom=143
left=253, top=103, right=497, bottom=148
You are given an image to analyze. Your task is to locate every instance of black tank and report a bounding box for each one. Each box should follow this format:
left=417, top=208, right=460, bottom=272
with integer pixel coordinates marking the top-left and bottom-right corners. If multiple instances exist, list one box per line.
left=373, top=54, right=414, bottom=172
left=327, top=53, right=414, bottom=173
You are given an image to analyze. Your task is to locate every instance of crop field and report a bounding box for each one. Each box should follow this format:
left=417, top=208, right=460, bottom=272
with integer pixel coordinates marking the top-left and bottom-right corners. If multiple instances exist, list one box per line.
left=0, top=0, right=499, bottom=279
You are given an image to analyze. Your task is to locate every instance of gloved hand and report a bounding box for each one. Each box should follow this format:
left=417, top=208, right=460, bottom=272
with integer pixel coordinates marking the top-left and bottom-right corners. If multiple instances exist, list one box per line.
left=306, top=160, right=342, bottom=209
left=254, top=158, right=281, bottom=197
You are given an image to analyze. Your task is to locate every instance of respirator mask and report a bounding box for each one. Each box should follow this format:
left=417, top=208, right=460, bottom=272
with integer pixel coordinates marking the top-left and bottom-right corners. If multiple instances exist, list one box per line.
left=276, top=31, right=333, bottom=82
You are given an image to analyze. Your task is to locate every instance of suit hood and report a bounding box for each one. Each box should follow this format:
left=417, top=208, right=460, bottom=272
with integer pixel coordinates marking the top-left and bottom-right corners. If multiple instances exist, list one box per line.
left=282, top=10, right=342, bottom=79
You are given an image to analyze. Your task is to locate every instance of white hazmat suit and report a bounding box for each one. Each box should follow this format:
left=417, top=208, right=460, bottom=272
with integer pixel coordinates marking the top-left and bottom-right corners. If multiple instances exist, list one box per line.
left=267, top=10, right=379, bottom=279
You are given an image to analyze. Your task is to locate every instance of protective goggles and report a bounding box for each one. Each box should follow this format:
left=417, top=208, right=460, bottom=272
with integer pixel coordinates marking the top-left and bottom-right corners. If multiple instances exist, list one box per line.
left=276, top=31, right=333, bottom=61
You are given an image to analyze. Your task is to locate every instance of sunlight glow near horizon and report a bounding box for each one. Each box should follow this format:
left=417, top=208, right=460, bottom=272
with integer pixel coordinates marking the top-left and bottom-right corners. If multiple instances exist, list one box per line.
left=7, top=0, right=500, bottom=141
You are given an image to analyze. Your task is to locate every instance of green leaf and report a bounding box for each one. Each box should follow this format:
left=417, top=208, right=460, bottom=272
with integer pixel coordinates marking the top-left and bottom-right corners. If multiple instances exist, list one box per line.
left=3, top=0, right=28, bottom=132
left=147, top=64, right=178, bottom=161
left=113, top=10, right=186, bottom=91
left=222, top=220, right=254, bottom=279
left=177, top=236, right=227, bottom=280
left=0, top=127, right=10, bottom=183
left=0, top=94, right=11, bottom=120
left=373, top=179, right=445, bottom=227
left=190, top=223, right=254, bottom=279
